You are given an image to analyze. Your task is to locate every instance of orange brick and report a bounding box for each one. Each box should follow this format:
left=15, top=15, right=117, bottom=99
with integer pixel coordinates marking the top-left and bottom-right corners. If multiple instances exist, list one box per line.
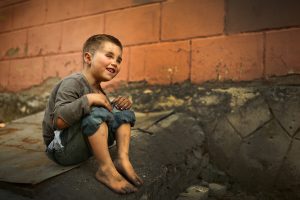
left=130, top=41, right=190, bottom=84
left=46, top=0, right=84, bottom=23
left=266, top=28, right=300, bottom=76
left=128, top=46, right=146, bottom=82
left=44, top=52, right=82, bottom=79
left=0, top=60, right=10, bottom=91
left=28, top=23, right=62, bottom=56
left=105, top=4, right=160, bottom=46
left=162, top=0, right=224, bottom=40
left=102, top=47, right=130, bottom=88
left=191, top=33, right=264, bottom=83
left=0, top=30, right=27, bottom=59
left=61, top=15, right=104, bottom=52
left=82, top=0, right=162, bottom=15
left=8, top=57, right=44, bottom=91
left=0, top=6, right=13, bottom=32
left=12, top=0, right=46, bottom=29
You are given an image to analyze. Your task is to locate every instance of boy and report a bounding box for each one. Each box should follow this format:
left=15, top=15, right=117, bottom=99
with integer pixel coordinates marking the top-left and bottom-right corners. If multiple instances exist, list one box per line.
left=42, top=34, right=143, bottom=194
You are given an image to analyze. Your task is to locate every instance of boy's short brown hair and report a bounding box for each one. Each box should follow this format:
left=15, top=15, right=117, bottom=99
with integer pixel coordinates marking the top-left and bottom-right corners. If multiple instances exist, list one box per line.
left=82, top=34, right=123, bottom=63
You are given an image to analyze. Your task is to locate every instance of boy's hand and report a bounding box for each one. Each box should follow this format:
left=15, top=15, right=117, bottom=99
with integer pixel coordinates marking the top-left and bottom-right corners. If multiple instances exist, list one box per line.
left=112, top=96, right=132, bottom=110
left=86, top=93, right=113, bottom=112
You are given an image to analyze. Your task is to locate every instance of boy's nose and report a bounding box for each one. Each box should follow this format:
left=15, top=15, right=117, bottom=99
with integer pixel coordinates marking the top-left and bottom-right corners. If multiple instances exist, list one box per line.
left=110, top=62, right=118, bottom=68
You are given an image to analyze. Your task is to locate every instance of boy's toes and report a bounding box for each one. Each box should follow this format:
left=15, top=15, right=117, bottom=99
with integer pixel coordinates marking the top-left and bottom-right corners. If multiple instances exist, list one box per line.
left=123, top=185, right=137, bottom=193
left=134, top=175, right=144, bottom=186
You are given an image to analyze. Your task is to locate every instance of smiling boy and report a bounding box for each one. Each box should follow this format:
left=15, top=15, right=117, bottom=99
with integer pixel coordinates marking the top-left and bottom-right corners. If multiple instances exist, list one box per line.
left=42, top=34, right=143, bottom=194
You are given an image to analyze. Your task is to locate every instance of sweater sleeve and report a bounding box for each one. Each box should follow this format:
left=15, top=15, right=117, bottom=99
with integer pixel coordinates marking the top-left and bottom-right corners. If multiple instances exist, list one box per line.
left=52, top=78, right=91, bottom=130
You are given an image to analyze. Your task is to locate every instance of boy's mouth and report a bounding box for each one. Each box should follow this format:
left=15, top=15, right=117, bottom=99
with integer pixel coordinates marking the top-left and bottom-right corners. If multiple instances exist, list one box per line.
left=106, top=67, right=116, bottom=74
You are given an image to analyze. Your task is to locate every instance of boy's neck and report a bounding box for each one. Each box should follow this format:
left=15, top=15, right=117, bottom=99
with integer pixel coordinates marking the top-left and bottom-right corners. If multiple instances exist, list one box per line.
left=81, top=68, right=101, bottom=90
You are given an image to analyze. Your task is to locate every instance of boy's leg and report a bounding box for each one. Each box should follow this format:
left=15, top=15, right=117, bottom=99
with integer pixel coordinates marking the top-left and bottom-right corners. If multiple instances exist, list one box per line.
left=82, top=107, right=137, bottom=194
left=113, top=123, right=144, bottom=186
left=87, top=122, right=137, bottom=194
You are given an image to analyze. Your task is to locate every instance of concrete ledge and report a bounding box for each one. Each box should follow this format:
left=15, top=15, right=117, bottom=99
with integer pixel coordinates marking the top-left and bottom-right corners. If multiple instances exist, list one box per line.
left=0, top=112, right=205, bottom=200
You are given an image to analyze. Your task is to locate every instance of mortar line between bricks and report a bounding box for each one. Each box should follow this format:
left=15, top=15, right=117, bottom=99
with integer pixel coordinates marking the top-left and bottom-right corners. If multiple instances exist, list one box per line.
left=159, top=2, right=162, bottom=42
left=0, top=51, right=82, bottom=61
left=188, top=40, right=192, bottom=82
left=223, top=0, right=228, bottom=34
left=262, top=32, right=266, bottom=78
left=0, top=2, right=163, bottom=35
left=0, top=1, right=27, bottom=9
left=2, top=27, right=300, bottom=62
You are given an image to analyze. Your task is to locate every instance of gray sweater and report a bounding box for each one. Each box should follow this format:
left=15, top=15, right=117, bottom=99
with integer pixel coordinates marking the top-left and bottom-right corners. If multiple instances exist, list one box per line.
left=42, top=72, right=108, bottom=146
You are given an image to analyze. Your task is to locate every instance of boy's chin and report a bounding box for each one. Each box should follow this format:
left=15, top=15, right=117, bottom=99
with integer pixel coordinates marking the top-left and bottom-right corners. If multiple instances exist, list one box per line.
left=102, top=76, right=115, bottom=82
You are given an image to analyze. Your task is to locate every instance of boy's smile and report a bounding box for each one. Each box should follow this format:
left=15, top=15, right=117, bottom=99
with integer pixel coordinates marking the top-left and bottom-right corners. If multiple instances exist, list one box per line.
left=87, top=41, right=122, bottom=83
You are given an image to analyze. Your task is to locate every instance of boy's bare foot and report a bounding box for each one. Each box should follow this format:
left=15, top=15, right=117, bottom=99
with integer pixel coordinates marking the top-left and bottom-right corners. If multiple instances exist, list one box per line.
left=95, top=165, right=138, bottom=194
left=114, top=157, right=144, bottom=187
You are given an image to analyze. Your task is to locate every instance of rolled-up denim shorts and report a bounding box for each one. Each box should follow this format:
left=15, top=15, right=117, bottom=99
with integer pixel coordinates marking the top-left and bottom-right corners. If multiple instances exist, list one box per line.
left=46, top=106, right=136, bottom=166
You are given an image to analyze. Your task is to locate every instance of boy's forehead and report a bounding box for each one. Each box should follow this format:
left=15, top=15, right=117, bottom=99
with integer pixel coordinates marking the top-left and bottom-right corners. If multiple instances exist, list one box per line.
left=98, top=41, right=122, bottom=55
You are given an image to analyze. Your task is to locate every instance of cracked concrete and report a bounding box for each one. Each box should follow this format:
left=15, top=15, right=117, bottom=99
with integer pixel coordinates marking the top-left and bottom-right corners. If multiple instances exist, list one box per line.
left=0, top=75, right=300, bottom=199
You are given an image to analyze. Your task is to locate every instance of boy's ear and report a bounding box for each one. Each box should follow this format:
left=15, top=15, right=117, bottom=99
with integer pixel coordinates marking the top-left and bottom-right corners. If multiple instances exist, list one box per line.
left=84, top=52, right=92, bottom=65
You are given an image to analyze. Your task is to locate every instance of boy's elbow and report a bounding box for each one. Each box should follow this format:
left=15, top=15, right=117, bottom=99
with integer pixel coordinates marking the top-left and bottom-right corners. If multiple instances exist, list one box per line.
left=56, top=117, right=69, bottom=129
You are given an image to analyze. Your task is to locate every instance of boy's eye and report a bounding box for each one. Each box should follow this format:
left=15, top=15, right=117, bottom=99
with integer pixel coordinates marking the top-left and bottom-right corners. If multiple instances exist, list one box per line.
left=106, top=54, right=113, bottom=58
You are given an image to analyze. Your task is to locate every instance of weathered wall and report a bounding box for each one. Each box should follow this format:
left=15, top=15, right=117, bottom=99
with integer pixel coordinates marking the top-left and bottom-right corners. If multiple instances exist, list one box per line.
left=0, top=0, right=300, bottom=92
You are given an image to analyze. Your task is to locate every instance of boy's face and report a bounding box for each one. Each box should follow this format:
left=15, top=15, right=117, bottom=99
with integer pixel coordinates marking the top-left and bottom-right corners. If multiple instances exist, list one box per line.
left=86, top=41, right=122, bottom=82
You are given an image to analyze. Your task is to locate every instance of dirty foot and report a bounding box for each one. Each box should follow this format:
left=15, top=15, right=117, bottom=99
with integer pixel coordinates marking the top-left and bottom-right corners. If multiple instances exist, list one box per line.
left=114, top=158, right=144, bottom=187
left=95, top=165, right=138, bottom=194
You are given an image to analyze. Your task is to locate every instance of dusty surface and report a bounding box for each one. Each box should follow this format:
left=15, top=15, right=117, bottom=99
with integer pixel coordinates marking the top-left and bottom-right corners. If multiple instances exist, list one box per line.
left=0, top=74, right=300, bottom=199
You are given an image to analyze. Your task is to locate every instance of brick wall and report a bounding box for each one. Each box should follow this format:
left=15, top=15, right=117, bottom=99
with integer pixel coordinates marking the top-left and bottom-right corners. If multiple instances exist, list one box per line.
left=0, top=0, right=299, bottom=92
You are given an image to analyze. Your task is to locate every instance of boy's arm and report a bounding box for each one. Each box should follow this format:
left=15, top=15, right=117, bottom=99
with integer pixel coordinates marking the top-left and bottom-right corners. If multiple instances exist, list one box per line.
left=52, top=78, right=91, bottom=130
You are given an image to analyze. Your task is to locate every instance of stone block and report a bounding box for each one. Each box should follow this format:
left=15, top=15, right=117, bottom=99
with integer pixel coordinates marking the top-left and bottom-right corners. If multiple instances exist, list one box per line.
left=82, top=0, right=162, bottom=15
left=129, top=41, right=190, bottom=84
left=8, top=57, right=44, bottom=91
left=162, top=0, right=224, bottom=40
left=208, top=117, right=242, bottom=170
left=105, top=4, right=160, bottom=46
left=61, top=14, right=104, bottom=52
left=178, top=185, right=209, bottom=200
left=0, top=6, right=13, bottom=32
left=227, top=97, right=272, bottom=138
left=266, top=28, right=300, bottom=76
left=208, top=183, right=227, bottom=198
left=46, top=0, right=83, bottom=22
left=43, top=52, right=82, bottom=79
left=0, top=30, right=27, bottom=59
left=225, top=0, right=300, bottom=33
left=267, top=87, right=300, bottom=137
left=28, top=23, right=62, bottom=56
left=0, top=60, right=10, bottom=90
left=276, top=136, right=300, bottom=198
left=12, top=0, right=46, bottom=29
left=191, top=33, right=264, bottom=83
left=228, top=119, right=291, bottom=190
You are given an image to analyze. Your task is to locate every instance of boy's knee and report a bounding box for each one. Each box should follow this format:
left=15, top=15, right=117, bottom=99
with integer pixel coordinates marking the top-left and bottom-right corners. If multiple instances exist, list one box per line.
left=81, top=106, right=114, bottom=136
left=111, top=109, right=136, bottom=132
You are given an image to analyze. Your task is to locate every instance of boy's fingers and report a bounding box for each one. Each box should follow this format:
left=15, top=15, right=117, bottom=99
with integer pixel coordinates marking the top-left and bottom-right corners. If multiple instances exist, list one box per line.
left=121, top=101, right=131, bottom=110
left=112, top=96, right=121, bottom=103
left=116, top=97, right=126, bottom=108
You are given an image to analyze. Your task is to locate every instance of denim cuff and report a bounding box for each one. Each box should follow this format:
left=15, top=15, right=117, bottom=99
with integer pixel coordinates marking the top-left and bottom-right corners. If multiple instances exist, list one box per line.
left=81, top=107, right=114, bottom=136
left=111, top=109, right=136, bottom=133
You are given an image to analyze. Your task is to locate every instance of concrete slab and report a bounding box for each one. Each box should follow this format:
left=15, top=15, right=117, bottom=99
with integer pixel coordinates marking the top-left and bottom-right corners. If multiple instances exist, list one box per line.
left=0, top=110, right=205, bottom=200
